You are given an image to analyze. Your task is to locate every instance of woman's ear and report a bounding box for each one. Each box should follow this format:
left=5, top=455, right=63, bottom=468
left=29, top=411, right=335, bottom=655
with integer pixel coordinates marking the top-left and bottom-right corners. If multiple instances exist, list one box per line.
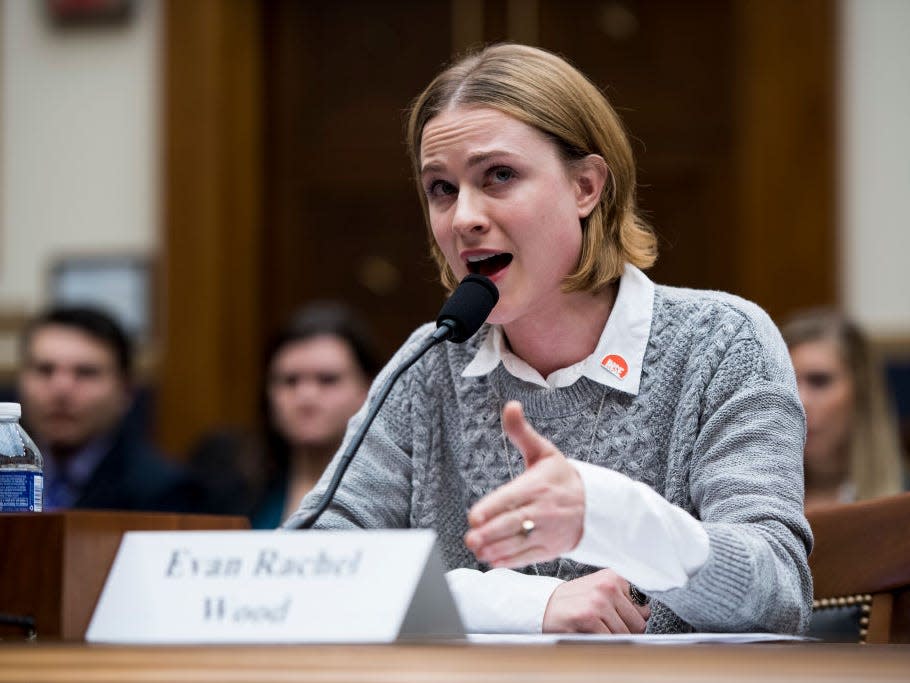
left=573, top=154, right=609, bottom=219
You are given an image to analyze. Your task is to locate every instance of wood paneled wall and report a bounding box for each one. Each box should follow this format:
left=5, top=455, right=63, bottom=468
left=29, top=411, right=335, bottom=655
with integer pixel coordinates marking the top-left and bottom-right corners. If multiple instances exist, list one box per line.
left=258, top=0, right=453, bottom=358
left=733, top=0, right=837, bottom=312
left=159, top=0, right=836, bottom=455
left=159, top=0, right=264, bottom=455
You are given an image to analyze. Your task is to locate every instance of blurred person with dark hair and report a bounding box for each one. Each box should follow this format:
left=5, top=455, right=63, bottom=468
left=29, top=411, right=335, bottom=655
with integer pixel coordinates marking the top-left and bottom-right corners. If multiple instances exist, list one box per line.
left=258, top=302, right=380, bottom=527
left=782, top=309, right=905, bottom=509
left=190, top=303, right=380, bottom=528
left=18, top=306, right=199, bottom=511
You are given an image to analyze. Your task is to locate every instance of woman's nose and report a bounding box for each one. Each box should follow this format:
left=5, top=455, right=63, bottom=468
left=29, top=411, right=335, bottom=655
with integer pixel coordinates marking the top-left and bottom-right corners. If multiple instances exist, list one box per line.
left=451, top=189, right=489, bottom=237
left=295, top=379, right=320, bottom=401
left=797, top=386, right=816, bottom=420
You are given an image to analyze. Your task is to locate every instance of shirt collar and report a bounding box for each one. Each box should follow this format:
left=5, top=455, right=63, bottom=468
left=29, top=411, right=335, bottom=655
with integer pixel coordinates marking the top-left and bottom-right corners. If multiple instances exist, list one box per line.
left=462, top=263, right=655, bottom=394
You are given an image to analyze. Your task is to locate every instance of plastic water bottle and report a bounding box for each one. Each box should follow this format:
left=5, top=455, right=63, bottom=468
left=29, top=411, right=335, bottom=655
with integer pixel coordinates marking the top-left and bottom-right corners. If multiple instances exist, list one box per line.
left=0, top=402, right=43, bottom=512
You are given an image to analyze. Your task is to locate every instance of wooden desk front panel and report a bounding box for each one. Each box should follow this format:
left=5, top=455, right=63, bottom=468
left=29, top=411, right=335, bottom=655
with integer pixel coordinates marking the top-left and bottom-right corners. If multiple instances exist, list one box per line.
left=0, top=511, right=249, bottom=641
left=0, top=643, right=909, bottom=683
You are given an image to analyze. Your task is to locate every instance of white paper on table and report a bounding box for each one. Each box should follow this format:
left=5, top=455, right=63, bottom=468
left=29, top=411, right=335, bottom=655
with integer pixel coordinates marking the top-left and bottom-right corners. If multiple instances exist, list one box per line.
left=467, top=633, right=814, bottom=645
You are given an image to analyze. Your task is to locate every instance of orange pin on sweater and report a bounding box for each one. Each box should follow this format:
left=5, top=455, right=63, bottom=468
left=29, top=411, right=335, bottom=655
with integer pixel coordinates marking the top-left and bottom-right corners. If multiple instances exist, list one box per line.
left=601, top=354, right=628, bottom=379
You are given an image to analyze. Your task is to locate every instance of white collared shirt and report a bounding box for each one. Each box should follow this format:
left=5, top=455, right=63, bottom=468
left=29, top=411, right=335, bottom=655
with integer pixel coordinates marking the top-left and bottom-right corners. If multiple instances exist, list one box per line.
left=446, top=264, right=710, bottom=633
left=463, top=263, right=654, bottom=393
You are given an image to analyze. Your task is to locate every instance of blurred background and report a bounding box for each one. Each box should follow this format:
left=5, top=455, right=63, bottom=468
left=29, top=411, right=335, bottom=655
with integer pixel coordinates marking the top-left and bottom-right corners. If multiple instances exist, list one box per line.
left=0, top=0, right=907, bottom=459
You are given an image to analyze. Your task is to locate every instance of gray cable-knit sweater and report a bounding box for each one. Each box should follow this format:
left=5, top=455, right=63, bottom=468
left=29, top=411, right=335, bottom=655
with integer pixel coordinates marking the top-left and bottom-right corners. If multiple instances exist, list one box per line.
left=286, top=284, right=814, bottom=634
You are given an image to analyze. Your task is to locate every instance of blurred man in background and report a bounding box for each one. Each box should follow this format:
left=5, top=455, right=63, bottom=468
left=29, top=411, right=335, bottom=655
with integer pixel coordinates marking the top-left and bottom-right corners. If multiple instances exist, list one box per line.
left=18, top=306, right=199, bottom=511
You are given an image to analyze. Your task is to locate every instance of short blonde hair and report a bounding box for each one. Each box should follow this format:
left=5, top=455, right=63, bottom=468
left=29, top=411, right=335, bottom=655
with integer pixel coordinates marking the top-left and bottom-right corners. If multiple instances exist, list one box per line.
left=782, top=310, right=905, bottom=501
left=406, top=43, right=657, bottom=293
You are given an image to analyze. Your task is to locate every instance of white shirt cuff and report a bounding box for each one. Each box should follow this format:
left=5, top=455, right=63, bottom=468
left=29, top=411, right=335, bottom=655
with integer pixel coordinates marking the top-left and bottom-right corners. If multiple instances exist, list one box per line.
left=564, top=459, right=710, bottom=592
left=445, top=567, right=563, bottom=633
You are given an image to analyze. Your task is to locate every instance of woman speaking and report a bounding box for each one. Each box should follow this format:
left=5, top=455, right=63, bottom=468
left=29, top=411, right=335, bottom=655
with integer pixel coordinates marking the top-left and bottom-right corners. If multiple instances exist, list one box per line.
left=287, top=43, right=812, bottom=636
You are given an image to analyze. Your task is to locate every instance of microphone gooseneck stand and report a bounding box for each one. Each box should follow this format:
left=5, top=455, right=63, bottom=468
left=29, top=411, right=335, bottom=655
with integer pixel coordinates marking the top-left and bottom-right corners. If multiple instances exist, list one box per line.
left=290, top=274, right=498, bottom=530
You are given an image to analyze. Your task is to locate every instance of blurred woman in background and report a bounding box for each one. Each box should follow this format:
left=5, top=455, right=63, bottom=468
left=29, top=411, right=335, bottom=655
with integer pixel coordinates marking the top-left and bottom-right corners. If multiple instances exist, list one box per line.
left=255, top=303, right=380, bottom=527
left=189, top=303, right=380, bottom=528
left=782, top=309, right=905, bottom=509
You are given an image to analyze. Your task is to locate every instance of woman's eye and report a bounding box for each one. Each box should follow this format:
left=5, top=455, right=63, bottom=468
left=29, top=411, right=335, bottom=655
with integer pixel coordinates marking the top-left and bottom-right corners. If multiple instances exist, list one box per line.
left=428, top=180, right=456, bottom=197
left=272, top=373, right=300, bottom=389
left=805, top=372, right=834, bottom=389
left=490, top=167, right=514, bottom=183
left=316, top=373, right=341, bottom=387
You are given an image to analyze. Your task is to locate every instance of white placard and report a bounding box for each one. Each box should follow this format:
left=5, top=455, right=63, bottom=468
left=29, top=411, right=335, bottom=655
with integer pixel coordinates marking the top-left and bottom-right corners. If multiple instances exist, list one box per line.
left=86, top=529, right=464, bottom=644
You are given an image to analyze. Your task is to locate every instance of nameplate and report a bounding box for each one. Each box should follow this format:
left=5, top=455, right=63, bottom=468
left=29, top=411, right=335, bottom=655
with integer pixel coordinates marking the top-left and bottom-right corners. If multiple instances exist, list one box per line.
left=86, top=529, right=464, bottom=644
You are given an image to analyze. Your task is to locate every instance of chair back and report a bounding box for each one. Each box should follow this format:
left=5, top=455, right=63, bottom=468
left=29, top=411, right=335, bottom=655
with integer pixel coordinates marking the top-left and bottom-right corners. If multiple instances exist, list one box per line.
left=807, top=492, right=910, bottom=643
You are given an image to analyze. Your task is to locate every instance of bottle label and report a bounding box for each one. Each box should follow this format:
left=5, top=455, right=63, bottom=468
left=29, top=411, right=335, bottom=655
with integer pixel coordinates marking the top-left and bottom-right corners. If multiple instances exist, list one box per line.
left=0, top=471, right=44, bottom=512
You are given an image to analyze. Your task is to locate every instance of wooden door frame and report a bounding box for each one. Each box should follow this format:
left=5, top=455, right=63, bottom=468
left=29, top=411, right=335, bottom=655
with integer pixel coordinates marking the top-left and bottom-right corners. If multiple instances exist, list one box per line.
left=158, top=0, right=264, bottom=456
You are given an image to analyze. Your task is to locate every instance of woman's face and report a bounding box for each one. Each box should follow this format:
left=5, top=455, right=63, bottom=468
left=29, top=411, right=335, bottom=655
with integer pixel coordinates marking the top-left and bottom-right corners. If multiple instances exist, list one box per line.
left=267, top=335, right=369, bottom=450
left=790, top=338, right=856, bottom=477
left=420, top=106, right=604, bottom=327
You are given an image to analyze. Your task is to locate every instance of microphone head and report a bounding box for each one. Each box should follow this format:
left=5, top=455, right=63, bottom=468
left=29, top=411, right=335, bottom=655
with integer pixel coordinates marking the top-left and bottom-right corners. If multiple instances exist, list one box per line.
left=436, top=274, right=499, bottom=343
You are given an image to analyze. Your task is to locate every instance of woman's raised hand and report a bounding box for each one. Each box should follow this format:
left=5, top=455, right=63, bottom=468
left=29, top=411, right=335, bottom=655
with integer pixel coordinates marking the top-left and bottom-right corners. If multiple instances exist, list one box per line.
left=464, top=400, right=586, bottom=568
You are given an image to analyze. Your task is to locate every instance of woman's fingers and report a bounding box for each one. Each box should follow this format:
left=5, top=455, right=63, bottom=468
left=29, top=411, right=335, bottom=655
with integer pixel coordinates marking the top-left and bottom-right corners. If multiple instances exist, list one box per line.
left=600, top=609, right=632, bottom=635
left=614, top=593, right=649, bottom=633
left=487, top=544, right=551, bottom=569
left=542, top=569, right=650, bottom=634
left=465, top=507, right=530, bottom=554
left=466, top=459, right=585, bottom=563
left=501, top=401, right=555, bottom=468
left=467, top=477, right=526, bottom=527
left=465, top=507, right=554, bottom=567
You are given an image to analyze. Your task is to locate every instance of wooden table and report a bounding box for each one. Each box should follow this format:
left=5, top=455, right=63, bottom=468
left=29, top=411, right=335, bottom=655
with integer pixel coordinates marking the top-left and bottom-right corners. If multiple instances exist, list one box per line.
left=1, top=642, right=908, bottom=683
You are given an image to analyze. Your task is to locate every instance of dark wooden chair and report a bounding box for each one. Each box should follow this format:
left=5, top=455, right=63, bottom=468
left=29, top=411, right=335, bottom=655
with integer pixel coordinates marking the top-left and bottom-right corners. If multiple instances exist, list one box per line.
left=806, top=492, right=910, bottom=643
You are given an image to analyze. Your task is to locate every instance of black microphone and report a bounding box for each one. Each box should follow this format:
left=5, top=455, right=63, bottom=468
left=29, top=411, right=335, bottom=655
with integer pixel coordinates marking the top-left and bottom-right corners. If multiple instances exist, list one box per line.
left=436, top=274, right=500, bottom=343
left=290, top=274, right=498, bottom=530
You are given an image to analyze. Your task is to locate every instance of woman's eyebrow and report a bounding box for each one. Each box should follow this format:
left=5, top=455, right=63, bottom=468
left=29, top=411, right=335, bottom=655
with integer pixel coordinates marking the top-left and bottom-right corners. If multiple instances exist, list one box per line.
left=420, top=150, right=516, bottom=176
left=420, top=160, right=445, bottom=176
left=465, top=150, right=513, bottom=167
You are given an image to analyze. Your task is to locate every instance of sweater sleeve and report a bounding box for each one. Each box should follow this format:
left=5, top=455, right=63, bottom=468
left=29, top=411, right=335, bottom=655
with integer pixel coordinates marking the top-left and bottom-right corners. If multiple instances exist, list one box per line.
left=652, top=313, right=814, bottom=634
left=282, top=325, right=435, bottom=531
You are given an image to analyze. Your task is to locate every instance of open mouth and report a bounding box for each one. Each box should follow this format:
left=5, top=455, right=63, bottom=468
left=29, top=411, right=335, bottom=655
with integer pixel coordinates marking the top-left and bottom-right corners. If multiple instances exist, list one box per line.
left=466, top=252, right=513, bottom=278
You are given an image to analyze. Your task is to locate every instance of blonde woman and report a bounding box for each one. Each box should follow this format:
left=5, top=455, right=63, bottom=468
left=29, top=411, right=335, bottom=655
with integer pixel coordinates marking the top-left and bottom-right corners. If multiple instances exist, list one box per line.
left=287, top=44, right=812, bottom=635
left=783, top=310, right=905, bottom=509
